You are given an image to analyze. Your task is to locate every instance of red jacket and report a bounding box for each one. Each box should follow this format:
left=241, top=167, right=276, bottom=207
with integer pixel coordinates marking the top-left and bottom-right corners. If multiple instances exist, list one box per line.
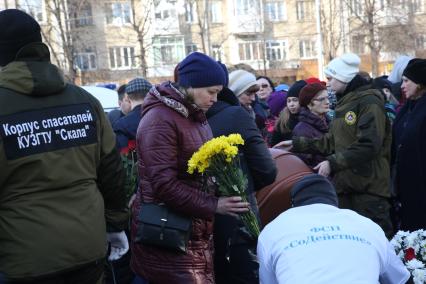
left=131, top=82, right=218, bottom=283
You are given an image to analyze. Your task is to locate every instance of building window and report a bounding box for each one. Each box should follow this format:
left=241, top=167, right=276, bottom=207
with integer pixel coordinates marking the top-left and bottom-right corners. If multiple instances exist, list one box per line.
left=351, top=35, right=365, bottom=54
left=296, top=1, right=313, bottom=21
left=350, top=0, right=362, bottom=15
left=186, top=44, right=197, bottom=55
left=391, top=0, right=406, bottom=8
left=75, top=52, right=97, bottom=71
left=211, top=1, right=223, bottom=23
left=415, top=35, right=426, bottom=49
left=155, top=8, right=176, bottom=20
left=105, top=2, right=131, bottom=25
left=185, top=2, right=195, bottom=23
left=212, top=44, right=223, bottom=61
left=73, top=2, right=93, bottom=27
left=409, top=0, right=423, bottom=13
left=109, top=47, right=136, bottom=69
left=299, top=39, right=316, bottom=58
left=18, top=0, right=44, bottom=22
left=265, top=1, right=287, bottom=21
left=235, top=0, right=256, bottom=15
left=238, top=42, right=264, bottom=61
left=266, top=41, right=287, bottom=61
left=153, top=37, right=185, bottom=65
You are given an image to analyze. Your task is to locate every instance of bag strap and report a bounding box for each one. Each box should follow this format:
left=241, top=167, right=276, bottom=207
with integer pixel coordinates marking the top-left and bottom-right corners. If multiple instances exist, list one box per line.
left=159, top=207, right=169, bottom=240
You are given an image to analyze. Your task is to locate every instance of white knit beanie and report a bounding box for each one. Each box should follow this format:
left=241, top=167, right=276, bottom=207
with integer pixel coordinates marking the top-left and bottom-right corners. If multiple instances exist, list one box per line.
left=228, top=70, right=257, bottom=97
left=324, top=53, right=361, bottom=83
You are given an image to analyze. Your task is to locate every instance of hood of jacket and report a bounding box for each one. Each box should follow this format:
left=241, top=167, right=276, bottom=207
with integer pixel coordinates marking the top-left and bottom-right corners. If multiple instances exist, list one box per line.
left=298, top=107, right=329, bottom=133
left=142, top=81, right=207, bottom=123
left=205, top=87, right=240, bottom=119
left=388, top=55, right=413, bottom=83
left=0, top=42, right=66, bottom=96
left=338, top=75, right=384, bottom=106
left=217, top=87, right=240, bottom=106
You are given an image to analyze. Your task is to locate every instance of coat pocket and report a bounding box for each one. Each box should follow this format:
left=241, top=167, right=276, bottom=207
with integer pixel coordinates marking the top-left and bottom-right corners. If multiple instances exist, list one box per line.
left=334, top=165, right=372, bottom=193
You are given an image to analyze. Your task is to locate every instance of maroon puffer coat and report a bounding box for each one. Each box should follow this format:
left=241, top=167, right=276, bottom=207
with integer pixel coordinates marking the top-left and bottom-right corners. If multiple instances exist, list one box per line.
left=130, top=82, right=218, bottom=283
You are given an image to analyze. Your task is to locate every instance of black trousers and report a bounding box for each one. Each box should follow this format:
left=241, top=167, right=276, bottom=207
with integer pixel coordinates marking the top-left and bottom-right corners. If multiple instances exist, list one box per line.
left=214, top=214, right=259, bottom=284
left=8, top=260, right=103, bottom=284
left=339, top=193, right=394, bottom=239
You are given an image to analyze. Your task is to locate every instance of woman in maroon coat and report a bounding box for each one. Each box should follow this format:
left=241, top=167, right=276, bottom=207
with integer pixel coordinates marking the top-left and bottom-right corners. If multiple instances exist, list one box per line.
left=130, top=52, right=249, bottom=283
left=292, top=83, right=330, bottom=169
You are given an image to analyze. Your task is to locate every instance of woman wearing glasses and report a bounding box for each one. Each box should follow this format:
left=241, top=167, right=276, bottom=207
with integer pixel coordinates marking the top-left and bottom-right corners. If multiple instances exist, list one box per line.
left=292, top=83, right=330, bottom=168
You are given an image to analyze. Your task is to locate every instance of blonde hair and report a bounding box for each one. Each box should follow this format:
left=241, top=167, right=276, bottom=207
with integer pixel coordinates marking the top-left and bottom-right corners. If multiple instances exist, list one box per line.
left=417, top=84, right=426, bottom=95
left=410, top=84, right=426, bottom=100
left=276, top=107, right=292, bottom=134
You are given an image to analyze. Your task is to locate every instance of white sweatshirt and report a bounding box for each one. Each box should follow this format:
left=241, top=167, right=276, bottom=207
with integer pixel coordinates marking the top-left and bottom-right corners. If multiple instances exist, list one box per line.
left=257, top=204, right=410, bottom=284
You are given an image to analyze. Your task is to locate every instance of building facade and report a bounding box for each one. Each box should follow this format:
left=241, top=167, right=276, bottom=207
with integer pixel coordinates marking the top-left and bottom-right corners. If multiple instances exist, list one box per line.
left=1, top=0, right=425, bottom=86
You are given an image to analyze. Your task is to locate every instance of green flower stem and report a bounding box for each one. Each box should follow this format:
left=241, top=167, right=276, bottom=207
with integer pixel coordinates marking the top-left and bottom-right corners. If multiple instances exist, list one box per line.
left=208, top=154, right=260, bottom=238
left=240, top=196, right=260, bottom=238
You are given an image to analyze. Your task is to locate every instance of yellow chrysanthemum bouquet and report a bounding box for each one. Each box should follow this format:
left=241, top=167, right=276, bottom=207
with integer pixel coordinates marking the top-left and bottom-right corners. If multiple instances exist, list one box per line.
left=187, top=133, right=260, bottom=238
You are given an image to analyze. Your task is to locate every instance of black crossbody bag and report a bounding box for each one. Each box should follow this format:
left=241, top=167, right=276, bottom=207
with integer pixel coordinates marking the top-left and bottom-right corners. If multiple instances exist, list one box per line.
left=135, top=202, right=192, bottom=253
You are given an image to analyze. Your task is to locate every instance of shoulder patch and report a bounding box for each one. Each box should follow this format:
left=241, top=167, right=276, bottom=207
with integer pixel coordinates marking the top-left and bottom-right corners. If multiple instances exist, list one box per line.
left=344, top=111, right=357, bottom=125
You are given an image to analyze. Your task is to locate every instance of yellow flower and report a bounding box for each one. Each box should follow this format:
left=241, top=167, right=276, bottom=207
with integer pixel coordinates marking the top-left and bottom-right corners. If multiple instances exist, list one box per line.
left=226, top=134, right=244, bottom=146
left=187, top=134, right=244, bottom=174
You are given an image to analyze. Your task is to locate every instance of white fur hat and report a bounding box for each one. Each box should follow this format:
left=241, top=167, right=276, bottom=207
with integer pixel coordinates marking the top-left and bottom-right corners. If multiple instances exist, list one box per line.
left=228, top=70, right=257, bottom=97
left=324, top=53, right=361, bottom=83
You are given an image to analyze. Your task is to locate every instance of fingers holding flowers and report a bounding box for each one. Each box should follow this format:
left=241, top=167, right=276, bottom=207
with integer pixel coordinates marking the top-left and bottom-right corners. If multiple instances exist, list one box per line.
left=188, top=134, right=260, bottom=237
left=216, top=196, right=249, bottom=217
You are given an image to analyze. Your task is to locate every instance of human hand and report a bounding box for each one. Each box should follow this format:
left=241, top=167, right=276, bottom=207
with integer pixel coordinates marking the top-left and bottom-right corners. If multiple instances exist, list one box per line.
left=313, top=161, right=331, bottom=177
left=273, top=140, right=293, bottom=150
left=107, top=231, right=129, bottom=261
left=216, top=196, right=249, bottom=217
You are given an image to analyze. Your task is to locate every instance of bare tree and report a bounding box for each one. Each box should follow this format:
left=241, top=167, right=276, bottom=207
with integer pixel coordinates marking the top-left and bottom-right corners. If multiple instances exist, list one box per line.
left=45, top=0, right=78, bottom=82
left=179, top=0, right=232, bottom=64
left=342, top=0, right=412, bottom=76
left=130, top=0, right=154, bottom=77
left=320, top=0, right=343, bottom=62
left=182, top=0, right=211, bottom=55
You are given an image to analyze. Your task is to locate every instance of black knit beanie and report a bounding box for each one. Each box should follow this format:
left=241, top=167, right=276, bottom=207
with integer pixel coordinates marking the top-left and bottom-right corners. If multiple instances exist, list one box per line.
left=372, top=76, right=393, bottom=91
left=287, top=80, right=307, bottom=99
left=0, top=9, right=42, bottom=66
left=403, top=58, right=426, bottom=86
left=218, top=61, right=229, bottom=87
left=291, top=174, right=338, bottom=207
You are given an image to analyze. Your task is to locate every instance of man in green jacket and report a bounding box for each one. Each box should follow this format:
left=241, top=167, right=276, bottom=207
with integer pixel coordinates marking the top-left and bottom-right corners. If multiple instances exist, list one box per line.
left=284, top=53, right=393, bottom=238
left=0, top=10, right=128, bottom=283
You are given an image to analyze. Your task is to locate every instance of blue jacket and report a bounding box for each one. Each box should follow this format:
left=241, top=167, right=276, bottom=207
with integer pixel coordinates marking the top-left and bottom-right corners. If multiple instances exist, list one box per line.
left=206, top=88, right=277, bottom=283
left=206, top=90, right=277, bottom=197
left=113, top=104, right=142, bottom=150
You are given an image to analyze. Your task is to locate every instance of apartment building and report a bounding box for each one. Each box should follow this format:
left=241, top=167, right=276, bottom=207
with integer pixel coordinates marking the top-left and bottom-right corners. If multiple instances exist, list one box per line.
left=1, top=0, right=425, bottom=86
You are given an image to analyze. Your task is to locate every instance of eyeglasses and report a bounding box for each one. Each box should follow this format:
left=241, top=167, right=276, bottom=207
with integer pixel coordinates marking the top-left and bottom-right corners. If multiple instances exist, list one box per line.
left=260, top=84, right=270, bottom=89
left=313, top=96, right=329, bottom=103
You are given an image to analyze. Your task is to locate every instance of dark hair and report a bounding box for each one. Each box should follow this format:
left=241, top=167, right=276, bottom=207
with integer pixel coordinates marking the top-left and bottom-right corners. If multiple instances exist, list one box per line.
left=358, top=71, right=372, bottom=83
left=256, top=76, right=275, bottom=92
left=173, top=63, right=179, bottom=82
left=117, top=84, right=127, bottom=100
left=127, top=92, right=147, bottom=101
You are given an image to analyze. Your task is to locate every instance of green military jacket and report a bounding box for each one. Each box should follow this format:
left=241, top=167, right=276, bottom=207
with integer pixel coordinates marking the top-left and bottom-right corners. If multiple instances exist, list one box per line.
left=0, top=43, right=127, bottom=280
left=293, top=84, right=391, bottom=198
